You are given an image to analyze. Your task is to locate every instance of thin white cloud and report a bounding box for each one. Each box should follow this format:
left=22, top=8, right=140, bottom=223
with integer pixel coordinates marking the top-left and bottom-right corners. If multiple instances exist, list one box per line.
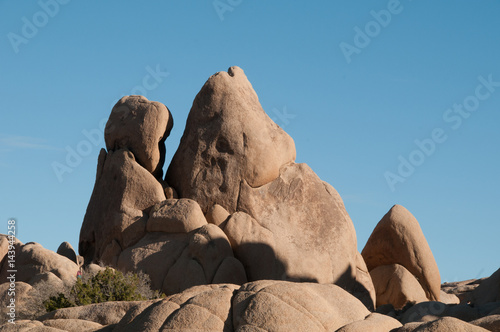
left=0, top=135, right=63, bottom=151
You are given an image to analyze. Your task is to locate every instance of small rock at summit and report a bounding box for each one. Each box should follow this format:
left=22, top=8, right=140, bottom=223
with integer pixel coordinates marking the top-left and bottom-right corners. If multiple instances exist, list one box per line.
left=362, top=204, right=441, bottom=302
left=105, top=95, right=173, bottom=178
left=166, top=66, right=296, bottom=213
left=56, top=241, right=78, bottom=265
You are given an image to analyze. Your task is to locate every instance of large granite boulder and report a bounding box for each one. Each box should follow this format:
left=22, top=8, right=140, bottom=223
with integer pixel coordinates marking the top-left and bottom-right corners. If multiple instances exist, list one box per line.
left=234, top=163, right=358, bottom=287
left=116, top=281, right=370, bottom=331
left=117, top=225, right=247, bottom=295
left=370, top=263, right=428, bottom=309
left=0, top=241, right=78, bottom=287
left=232, top=280, right=370, bottom=331
left=337, top=313, right=402, bottom=332
left=79, top=150, right=246, bottom=298
left=105, top=95, right=173, bottom=178
left=395, top=316, right=489, bottom=332
left=146, top=199, right=207, bottom=234
left=79, top=94, right=249, bottom=296
left=362, top=205, right=441, bottom=302
left=117, top=284, right=237, bottom=331
left=353, top=251, right=377, bottom=310
left=165, top=66, right=359, bottom=294
left=79, top=148, right=166, bottom=264
left=56, top=241, right=78, bottom=265
left=470, top=315, right=500, bottom=331
left=166, top=66, right=296, bottom=214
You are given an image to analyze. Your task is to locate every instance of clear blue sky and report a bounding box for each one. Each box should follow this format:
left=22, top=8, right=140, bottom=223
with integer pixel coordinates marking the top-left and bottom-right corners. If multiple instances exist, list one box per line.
left=1, top=1, right=499, bottom=282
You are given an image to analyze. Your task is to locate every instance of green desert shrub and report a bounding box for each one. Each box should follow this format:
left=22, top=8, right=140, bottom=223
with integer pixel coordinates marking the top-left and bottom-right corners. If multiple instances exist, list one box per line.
left=43, top=268, right=162, bottom=312
left=44, top=292, right=73, bottom=312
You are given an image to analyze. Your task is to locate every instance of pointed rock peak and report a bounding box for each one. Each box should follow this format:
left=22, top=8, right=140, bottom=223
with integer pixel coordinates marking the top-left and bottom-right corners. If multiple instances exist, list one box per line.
left=388, top=204, right=412, bottom=219
left=167, top=66, right=296, bottom=213
left=362, top=204, right=441, bottom=302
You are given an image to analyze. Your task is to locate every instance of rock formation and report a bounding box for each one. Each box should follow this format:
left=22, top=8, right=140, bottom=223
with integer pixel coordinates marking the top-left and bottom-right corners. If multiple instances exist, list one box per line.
left=56, top=242, right=78, bottom=265
left=362, top=204, right=442, bottom=303
left=78, top=94, right=245, bottom=296
left=0, top=236, right=78, bottom=288
left=466, top=268, right=500, bottom=305
left=166, top=66, right=296, bottom=213
left=397, top=316, right=490, bottom=331
left=337, top=313, right=402, bottom=332
left=1, top=66, right=499, bottom=331
left=77, top=67, right=364, bottom=300
left=104, top=95, right=173, bottom=179
left=166, top=66, right=361, bottom=295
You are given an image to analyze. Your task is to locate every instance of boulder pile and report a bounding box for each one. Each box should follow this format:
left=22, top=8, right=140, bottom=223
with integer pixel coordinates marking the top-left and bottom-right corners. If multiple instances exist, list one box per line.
left=1, top=67, right=499, bottom=331
left=78, top=66, right=364, bottom=301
